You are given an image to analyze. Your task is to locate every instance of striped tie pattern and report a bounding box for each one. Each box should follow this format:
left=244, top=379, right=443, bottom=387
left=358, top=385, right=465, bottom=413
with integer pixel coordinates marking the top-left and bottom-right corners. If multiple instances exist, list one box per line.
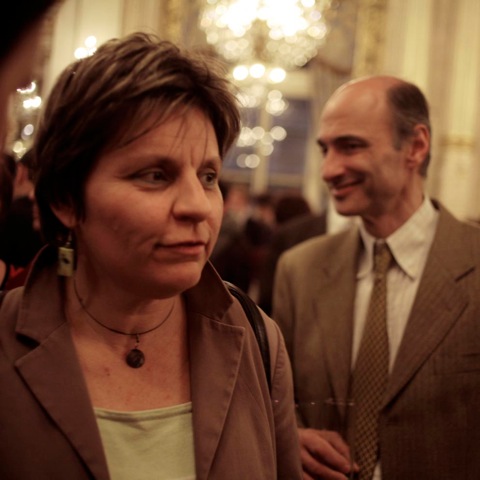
left=352, top=241, right=392, bottom=480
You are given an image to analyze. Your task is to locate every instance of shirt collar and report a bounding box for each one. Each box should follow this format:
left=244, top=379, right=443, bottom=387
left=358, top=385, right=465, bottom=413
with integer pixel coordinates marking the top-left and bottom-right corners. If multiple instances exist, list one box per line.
left=357, top=197, right=439, bottom=279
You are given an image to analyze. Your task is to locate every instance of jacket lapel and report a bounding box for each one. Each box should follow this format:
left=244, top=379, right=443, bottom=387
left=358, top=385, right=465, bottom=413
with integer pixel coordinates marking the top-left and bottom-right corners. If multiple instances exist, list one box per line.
left=188, top=309, right=244, bottom=480
left=15, top=322, right=110, bottom=479
left=316, top=228, right=361, bottom=404
left=13, top=248, right=110, bottom=480
left=385, top=205, right=475, bottom=405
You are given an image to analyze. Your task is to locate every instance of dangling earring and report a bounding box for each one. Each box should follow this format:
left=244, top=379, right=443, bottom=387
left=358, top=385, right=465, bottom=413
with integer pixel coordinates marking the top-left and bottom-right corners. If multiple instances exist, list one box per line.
left=58, top=231, right=75, bottom=277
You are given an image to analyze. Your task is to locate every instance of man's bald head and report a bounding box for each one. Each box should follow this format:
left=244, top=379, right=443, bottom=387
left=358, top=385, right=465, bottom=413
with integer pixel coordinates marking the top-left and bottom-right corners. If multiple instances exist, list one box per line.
left=326, top=75, right=431, bottom=176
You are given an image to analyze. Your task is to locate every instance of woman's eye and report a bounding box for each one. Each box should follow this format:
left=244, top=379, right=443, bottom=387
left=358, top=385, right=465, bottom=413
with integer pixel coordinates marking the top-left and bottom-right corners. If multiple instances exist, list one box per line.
left=135, top=169, right=168, bottom=184
left=201, top=171, right=218, bottom=188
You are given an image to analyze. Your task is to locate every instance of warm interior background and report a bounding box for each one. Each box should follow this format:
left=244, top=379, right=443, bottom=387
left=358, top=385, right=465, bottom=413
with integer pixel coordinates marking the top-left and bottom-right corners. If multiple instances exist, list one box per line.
left=9, top=0, right=480, bottom=225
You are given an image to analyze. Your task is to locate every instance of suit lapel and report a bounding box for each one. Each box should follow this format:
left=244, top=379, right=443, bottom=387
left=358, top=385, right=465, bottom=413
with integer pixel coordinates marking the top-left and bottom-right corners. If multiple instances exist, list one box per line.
left=385, top=206, right=475, bottom=405
left=316, top=228, right=361, bottom=404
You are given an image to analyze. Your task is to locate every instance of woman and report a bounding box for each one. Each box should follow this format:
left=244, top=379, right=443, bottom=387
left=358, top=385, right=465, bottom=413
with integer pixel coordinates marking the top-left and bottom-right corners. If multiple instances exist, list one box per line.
left=0, top=33, right=302, bottom=479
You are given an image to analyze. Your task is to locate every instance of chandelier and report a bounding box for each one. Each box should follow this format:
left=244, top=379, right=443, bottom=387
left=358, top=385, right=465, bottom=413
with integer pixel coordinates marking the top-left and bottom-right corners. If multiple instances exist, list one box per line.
left=199, top=0, right=332, bottom=71
left=199, top=0, right=332, bottom=171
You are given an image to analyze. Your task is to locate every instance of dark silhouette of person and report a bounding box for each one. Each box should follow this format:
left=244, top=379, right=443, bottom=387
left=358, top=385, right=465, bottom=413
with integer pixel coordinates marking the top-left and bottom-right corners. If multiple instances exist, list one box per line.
left=0, top=150, right=43, bottom=267
left=258, top=210, right=327, bottom=315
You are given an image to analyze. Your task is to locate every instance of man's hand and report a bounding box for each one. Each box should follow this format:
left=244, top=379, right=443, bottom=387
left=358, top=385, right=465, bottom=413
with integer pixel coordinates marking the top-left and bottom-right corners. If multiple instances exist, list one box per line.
left=298, top=427, right=358, bottom=480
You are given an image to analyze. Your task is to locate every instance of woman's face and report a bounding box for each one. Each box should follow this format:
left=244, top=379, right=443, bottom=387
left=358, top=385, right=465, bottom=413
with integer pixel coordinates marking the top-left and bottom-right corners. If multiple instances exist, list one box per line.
left=58, top=108, right=224, bottom=297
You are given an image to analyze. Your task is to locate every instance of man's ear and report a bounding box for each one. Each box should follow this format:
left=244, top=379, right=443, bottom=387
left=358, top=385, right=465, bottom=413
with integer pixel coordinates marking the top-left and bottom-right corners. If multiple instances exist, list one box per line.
left=51, top=202, right=78, bottom=229
left=406, top=124, right=430, bottom=171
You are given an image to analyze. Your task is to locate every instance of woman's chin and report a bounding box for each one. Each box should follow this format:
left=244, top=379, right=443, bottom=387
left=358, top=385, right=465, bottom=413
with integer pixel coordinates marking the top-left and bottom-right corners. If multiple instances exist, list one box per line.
left=155, top=270, right=204, bottom=296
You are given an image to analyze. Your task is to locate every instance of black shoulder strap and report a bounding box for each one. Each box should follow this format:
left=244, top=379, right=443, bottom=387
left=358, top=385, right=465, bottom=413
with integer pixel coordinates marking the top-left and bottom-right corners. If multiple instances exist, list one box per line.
left=224, top=281, right=271, bottom=391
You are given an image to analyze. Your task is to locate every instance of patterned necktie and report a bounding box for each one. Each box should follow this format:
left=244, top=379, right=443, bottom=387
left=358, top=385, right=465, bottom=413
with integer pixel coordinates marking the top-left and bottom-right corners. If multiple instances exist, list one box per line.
left=351, top=241, right=392, bottom=480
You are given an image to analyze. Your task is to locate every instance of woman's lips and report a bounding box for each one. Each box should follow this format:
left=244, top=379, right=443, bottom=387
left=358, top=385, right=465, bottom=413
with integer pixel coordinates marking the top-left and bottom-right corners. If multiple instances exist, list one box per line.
left=157, top=241, right=207, bottom=257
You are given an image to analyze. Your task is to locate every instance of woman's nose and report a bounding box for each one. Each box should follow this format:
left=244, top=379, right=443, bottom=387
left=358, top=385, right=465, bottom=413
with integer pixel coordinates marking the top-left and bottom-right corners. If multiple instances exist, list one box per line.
left=173, top=175, right=212, bottom=220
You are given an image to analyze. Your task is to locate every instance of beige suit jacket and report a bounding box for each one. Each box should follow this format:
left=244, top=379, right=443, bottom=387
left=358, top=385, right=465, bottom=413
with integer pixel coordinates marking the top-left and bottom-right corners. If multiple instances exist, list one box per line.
left=273, top=201, right=480, bottom=479
left=0, top=247, right=301, bottom=479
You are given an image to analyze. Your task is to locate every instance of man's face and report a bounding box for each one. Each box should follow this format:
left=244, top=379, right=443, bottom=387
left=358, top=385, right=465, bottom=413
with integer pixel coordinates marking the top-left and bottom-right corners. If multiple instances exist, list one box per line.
left=317, top=83, right=416, bottom=225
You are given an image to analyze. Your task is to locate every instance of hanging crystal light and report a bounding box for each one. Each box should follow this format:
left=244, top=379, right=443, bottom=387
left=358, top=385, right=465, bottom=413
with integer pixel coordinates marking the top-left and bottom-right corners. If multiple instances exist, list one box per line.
left=200, top=0, right=331, bottom=168
left=199, top=0, right=332, bottom=71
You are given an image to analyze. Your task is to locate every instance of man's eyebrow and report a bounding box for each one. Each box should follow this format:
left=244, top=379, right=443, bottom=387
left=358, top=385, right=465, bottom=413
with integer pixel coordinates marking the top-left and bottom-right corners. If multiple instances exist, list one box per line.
left=335, top=135, right=365, bottom=143
left=318, top=135, right=367, bottom=146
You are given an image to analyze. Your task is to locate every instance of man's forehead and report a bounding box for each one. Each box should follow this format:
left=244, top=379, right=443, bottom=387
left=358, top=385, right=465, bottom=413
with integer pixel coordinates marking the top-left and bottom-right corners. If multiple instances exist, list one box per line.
left=335, top=75, right=401, bottom=95
left=320, top=86, right=391, bottom=129
left=328, top=83, right=387, bottom=112
left=318, top=102, right=394, bottom=146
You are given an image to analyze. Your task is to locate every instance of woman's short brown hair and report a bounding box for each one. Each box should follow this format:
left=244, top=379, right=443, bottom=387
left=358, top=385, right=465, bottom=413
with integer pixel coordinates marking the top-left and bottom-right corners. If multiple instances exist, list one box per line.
left=33, top=32, right=241, bottom=244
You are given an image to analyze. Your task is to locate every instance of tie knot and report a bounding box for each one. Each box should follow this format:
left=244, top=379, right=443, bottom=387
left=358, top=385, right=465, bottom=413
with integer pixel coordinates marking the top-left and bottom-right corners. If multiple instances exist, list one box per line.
left=373, top=241, right=392, bottom=276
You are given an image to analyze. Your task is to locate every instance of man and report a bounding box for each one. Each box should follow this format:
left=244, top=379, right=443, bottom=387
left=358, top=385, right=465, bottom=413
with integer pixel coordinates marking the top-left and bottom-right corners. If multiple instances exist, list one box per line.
left=273, top=75, right=480, bottom=480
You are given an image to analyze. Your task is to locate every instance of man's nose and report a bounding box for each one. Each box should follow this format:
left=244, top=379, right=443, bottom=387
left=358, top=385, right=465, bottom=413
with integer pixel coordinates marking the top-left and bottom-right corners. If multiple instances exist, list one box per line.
left=321, top=150, right=345, bottom=182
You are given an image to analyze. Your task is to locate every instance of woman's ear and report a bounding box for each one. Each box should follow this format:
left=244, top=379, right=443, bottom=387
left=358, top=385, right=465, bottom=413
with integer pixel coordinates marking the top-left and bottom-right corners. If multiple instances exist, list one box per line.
left=51, top=202, right=78, bottom=229
left=406, top=124, right=430, bottom=171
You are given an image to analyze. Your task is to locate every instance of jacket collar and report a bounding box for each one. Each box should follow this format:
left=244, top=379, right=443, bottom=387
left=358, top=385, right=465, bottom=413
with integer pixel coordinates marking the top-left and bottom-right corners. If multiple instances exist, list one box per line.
left=17, top=246, right=234, bottom=341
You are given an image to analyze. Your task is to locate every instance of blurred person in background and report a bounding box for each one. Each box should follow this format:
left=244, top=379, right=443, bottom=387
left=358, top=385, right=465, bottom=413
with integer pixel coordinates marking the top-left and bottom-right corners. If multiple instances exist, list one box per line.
left=0, top=153, right=15, bottom=219
left=210, top=181, right=252, bottom=292
left=0, top=153, right=15, bottom=288
left=243, top=192, right=276, bottom=298
left=273, top=192, right=312, bottom=226
left=258, top=193, right=327, bottom=315
left=0, top=150, right=43, bottom=268
left=0, top=150, right=44, bottom=289
left=211, top=188, right=277, bottom=297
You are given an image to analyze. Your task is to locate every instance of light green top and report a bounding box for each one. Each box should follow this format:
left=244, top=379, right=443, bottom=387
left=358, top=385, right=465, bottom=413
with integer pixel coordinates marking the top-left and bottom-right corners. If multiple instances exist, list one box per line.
left=95, top=402, right=195, bottom=480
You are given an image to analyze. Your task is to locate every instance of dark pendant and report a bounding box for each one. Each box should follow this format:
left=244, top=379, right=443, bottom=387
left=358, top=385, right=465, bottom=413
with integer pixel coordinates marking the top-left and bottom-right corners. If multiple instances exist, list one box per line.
left=126, top=348, right=145, bottom=368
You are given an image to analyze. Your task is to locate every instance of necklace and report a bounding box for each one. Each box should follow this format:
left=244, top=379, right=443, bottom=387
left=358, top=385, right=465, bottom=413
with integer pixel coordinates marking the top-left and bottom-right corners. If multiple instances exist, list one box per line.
left=73, top=278, right=175, bottom=368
